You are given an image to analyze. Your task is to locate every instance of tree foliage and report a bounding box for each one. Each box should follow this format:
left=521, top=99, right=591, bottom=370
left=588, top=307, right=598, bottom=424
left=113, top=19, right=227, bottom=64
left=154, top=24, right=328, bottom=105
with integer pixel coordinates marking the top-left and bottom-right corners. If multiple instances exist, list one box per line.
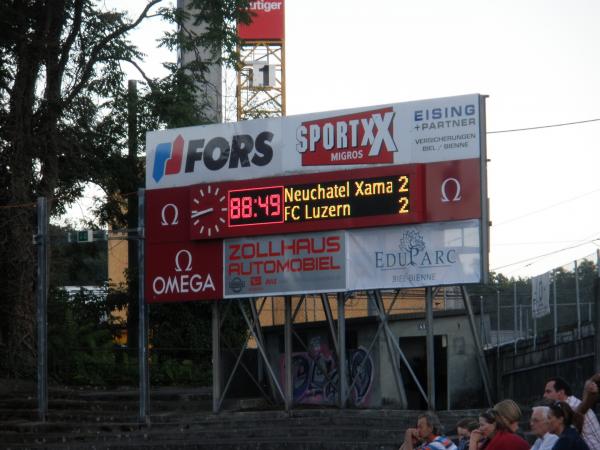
left=0, top=0, right=250, bottom=378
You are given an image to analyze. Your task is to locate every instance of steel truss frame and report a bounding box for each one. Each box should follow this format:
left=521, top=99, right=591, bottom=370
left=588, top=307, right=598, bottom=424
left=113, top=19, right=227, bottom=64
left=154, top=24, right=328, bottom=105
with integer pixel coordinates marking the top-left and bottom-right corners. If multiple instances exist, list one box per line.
left=236, top=42, right=285, bottom=120
left=207, top=287, right=494, bottom=414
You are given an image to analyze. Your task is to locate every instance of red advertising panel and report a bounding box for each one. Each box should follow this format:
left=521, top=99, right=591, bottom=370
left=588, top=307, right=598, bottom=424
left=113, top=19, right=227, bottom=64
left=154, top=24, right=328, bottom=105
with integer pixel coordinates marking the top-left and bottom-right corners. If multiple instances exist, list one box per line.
left=238, top=1, right=285, bottom=41
left=189, top=164, right=426, bottom=240
left=145, top=186, right=189, bottom=243
left=297, top=107, right=396, bottom=166
left=145, top=241, right=222, bottom=303
left=424, top=158, right=481, bottom=221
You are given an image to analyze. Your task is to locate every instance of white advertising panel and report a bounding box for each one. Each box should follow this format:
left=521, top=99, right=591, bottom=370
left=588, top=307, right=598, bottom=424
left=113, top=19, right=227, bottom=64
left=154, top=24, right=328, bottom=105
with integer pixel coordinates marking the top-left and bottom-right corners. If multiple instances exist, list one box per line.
left=223, top=231, right=347, bottom=298
left=146, top=94, right=482, bottom=189
left=531, top=272, right=551, bottom=319
left=346, top=220, right=482, bottom=290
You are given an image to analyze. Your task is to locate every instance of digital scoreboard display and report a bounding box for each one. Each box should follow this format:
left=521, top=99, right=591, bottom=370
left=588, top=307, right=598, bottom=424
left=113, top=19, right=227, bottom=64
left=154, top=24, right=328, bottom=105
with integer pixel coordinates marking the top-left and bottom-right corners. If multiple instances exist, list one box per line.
left=188, top=165, right=425, bottom=240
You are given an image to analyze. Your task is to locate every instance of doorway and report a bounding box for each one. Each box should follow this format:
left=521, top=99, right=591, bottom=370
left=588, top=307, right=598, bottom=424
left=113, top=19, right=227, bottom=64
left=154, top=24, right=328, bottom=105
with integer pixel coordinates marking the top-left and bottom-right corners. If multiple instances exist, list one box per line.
left=398, top=335, right=448, bottom=410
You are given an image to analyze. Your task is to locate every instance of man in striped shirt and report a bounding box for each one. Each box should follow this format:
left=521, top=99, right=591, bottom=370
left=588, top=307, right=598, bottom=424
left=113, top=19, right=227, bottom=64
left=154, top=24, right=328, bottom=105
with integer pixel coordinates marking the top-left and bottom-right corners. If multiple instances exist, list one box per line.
left=544, top=376, right=600, bottom=450
left=400, top=412, right=458, bottom=450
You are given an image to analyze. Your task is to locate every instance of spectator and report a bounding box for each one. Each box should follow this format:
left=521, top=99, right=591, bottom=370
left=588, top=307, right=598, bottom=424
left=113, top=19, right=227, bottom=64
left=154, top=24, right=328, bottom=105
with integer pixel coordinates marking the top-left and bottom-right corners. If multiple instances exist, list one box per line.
left=494, top=399, right=524, bottom=435
left=544, top=377, right=600, bottom=450
left=468, top=408, right=529, bottom=450
left=400, top=411, right=458, bottom=450
left=547, top=400, right=589, bottom=450
left=456, top=419, right=478, bottom=450
left=529, top=405, right=559, bottom=450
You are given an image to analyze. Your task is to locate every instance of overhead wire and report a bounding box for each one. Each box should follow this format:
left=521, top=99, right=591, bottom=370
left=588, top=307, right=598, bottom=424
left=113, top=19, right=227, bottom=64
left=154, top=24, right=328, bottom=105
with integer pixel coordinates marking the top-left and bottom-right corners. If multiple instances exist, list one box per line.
left=488, top=118, right=600, bottom=134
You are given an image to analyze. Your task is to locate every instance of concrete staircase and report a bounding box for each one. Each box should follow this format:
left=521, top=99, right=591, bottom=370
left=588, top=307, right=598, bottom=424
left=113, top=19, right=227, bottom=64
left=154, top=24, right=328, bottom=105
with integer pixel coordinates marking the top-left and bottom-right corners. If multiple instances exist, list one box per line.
left=0, top=382, right=484, bottom=449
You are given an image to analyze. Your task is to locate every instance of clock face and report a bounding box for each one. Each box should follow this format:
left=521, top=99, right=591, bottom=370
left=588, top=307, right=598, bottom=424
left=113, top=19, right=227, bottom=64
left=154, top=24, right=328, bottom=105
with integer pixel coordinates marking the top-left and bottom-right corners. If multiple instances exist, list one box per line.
left=190, top=185, right=227, bottom=239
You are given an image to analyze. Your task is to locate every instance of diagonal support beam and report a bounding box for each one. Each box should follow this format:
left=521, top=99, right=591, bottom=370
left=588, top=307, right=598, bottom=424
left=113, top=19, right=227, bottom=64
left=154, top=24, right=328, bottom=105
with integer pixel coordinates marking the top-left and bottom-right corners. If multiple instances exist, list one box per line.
left=321, top=294, right=339, bottom=354
left=368, top=291, right=408, bottom=408
left=239, top=301, right=286, bottom=403
left=461, top=286, right=494, bottom=405
left=372, top=290, right=430, bottom=406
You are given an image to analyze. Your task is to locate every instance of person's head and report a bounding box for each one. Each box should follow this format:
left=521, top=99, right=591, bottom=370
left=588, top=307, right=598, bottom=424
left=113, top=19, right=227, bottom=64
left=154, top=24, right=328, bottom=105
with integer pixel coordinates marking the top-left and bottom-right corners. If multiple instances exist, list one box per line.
left=417, top=412, right=442, bottom=442
left=544, top=377, right=571, bottom=401
left=493, top=399, right=522, bottom=433
left=530, top=406, right=552, bottom=438
left=456, top=418, right=478, bottom=440
left=478, top=409, right=499, bottom=439
left=547, top=400, right=575, bottom=435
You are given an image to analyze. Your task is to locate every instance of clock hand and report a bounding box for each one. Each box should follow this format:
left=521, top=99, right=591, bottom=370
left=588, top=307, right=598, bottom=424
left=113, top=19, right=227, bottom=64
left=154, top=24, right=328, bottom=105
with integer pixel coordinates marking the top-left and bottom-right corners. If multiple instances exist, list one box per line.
left=191, top=207, right=214, bottom=218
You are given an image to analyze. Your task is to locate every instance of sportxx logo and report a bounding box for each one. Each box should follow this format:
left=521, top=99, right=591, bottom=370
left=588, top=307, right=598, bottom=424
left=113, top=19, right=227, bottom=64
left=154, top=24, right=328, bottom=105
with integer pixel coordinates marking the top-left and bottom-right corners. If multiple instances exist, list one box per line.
left=152, top=132, right=274, bottom=183
left=296, top=107, right=397, bottom=166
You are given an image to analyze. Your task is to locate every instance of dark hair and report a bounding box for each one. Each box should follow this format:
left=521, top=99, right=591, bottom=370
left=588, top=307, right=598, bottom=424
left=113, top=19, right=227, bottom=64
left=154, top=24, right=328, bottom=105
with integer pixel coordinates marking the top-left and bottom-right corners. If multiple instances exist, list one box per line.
left=548, top=400, right=575, bottom=427
left=418, top=411, right=443, bottom=435
left=480, top=409, right=497, bottom=425
left=457, top=418, right=479, bottom=432
left=546, top=377, right=572, bottom=396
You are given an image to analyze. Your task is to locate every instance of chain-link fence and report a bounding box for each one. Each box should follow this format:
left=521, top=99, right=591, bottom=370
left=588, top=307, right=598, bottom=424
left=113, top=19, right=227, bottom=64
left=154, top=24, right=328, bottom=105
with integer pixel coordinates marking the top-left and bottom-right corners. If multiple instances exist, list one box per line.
left=466, top=252, right=599, bottom=349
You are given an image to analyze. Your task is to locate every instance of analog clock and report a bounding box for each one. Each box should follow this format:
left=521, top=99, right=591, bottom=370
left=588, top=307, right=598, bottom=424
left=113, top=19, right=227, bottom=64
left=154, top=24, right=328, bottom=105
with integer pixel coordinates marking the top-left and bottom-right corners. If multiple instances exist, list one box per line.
left=190, top=185, right=227, bottom=239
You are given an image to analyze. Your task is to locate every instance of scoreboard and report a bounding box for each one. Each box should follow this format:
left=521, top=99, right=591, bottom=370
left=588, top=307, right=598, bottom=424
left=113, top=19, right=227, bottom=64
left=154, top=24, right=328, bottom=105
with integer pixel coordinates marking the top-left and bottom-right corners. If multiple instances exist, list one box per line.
left=145, top=158, right=482, bottom=244
left=188, top=164, right=424, bottom=240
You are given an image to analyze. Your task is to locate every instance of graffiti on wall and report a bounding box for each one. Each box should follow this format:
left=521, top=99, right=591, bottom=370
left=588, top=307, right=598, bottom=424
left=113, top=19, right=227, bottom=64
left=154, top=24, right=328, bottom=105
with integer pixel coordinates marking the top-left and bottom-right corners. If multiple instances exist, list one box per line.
left=280, top=336, right=374, bottom=406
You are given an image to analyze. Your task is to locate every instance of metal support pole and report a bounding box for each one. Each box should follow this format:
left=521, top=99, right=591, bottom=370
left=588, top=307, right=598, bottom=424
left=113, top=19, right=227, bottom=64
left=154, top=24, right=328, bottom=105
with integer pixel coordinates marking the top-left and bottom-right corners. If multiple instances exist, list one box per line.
left=284, top=296, right=293, bottom=411
left=513, top=282, right=518, bottom=351
left=250, top=298, right=277, bottom=400
left=425, top=287, right=436, bottom=410
left=212, top=301, right=221, bottom=413
left=533, top=309, right=537, bottom=351
left=137, top=189, right=149, bottom=422
left=321, top=294, right=339, bottom=354
left=496, top=289, right=501, bottom=400
left=480, top=295, right=485, bottom=346
left=575, top=260, right=581, bottom=338
left=372, top=292, right=407, bottom=408
left=239, top=303, right=286, bottom=402
left=461, top=286, right=494, bottom=405
left=553, top=270, right=558, bottom=345
left=36, top=197, right=48, bottom=422
left=337, top=293, right=347, bottom=408
left=595, top=250, right=600, bottom=373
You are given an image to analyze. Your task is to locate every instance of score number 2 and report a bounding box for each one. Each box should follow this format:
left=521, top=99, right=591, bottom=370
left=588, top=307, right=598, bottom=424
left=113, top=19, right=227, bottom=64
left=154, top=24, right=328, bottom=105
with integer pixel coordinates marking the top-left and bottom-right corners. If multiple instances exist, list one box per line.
left=398, top=175, right=410, bottom=214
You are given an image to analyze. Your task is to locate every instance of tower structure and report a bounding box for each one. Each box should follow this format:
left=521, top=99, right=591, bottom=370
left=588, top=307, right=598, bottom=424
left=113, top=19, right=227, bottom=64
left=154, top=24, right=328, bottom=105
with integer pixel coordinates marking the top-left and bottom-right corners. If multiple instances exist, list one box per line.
left=177, top=0, right=223, bottom=123
left=237, top=1, right=285, bottom=120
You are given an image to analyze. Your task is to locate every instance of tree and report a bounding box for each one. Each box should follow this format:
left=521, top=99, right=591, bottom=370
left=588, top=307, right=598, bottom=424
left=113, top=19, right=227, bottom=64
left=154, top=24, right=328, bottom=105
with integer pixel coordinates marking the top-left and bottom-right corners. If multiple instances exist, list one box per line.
left=0, top=0, right=250, bottom=378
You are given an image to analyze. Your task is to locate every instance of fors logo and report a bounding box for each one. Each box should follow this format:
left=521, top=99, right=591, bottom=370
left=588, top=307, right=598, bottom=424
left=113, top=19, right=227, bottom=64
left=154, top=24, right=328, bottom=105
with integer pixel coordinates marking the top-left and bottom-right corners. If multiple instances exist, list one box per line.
left=152, top=132, right=274, bottom=183
left=152, top=135, right=184, bottom=183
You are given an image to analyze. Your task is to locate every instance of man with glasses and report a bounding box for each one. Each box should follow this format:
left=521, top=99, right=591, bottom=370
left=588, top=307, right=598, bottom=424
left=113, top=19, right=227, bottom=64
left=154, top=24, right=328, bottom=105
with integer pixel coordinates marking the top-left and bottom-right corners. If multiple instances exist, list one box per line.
left=530, top=405, right=559, bottom=450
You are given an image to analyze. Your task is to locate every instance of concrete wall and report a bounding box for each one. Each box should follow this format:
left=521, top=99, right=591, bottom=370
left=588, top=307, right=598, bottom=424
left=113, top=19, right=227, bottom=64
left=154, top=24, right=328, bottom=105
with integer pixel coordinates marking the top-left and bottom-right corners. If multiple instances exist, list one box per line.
left=262, top=310, right=488, bottom=409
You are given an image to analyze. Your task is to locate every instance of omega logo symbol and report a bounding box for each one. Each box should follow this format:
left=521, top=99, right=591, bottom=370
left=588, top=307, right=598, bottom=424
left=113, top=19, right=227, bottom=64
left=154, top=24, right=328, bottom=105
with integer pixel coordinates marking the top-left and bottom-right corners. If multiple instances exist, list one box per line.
left=174, top=249, right=193, bottom=272
left=161, top=203, right=179, bottom=226
left=151, top=248, right=215, bottom=296
left=441, top=178, right=462, bottom=203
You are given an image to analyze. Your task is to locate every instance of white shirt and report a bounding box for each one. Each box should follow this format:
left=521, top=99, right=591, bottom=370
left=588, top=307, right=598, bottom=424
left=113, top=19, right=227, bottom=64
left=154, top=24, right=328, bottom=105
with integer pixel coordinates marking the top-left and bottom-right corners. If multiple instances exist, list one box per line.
left=530, top=432, right=559, bottom=450
left=568, top=395, right=600, bottom=450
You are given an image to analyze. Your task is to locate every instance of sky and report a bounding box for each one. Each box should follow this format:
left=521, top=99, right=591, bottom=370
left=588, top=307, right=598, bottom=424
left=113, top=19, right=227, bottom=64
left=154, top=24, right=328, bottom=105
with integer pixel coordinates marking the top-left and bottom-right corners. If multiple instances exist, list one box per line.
left=69, top=0, right=600, bottom=279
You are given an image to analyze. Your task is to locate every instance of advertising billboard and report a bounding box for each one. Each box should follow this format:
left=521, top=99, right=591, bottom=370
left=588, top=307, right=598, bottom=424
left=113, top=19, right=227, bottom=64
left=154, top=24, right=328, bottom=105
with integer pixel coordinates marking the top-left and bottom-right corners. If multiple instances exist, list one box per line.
left=145, top=241, right=222, bottom=303
left=237, top=0, right=285, bottom=41
left=223, top=231, right=347, bottom=298
left=146, top=94, right=482, bottom=190
left=143, top=94, right=488, bottom=302
left=346, top=220, right=482, bottom=290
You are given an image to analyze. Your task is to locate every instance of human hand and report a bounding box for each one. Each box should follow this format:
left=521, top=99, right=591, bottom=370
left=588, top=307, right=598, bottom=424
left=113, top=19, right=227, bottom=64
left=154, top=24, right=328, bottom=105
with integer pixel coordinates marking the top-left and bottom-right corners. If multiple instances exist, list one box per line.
left=469, top=429, right=483, bottom=444
left=404, top=428, right=419, bottom=443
